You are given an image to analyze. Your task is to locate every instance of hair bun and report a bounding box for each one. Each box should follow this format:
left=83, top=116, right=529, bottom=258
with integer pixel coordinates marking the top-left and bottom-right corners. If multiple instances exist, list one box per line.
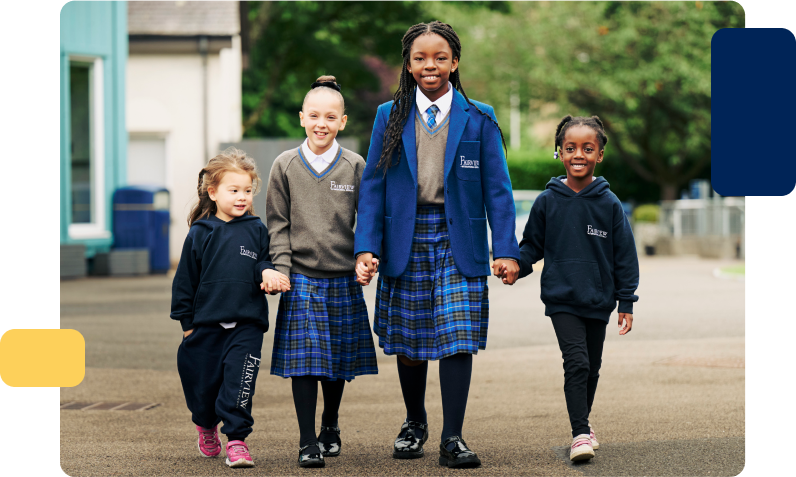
left=311, top=75, right=342, bottom=92
left=591, top=115, right=604, bottom=128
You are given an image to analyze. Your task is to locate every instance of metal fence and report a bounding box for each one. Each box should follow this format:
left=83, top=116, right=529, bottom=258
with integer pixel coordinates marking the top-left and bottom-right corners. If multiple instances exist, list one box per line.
left=658, top=197, right=744, bottom=259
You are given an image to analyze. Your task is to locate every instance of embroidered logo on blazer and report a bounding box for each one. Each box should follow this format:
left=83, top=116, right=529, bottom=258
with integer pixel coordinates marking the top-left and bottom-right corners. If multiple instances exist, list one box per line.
left=587, top=225, right=608, bottom=238
left=240, top=246, right=258, bottom=259
left=330, top=181, right=355, bottom=192
left=460, top=155, right=480, bottom=169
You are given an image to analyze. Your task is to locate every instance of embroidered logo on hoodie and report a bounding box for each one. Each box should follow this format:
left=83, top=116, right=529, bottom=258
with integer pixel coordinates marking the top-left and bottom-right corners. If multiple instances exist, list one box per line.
left=587, top=225, right=608, bottom=238
left=240, top=246, right=258, bottom=259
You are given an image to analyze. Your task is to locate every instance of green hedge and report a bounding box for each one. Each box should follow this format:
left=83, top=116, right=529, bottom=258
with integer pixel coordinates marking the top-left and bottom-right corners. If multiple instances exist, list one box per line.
left=632, top=204, right=660, bottom=223
left=506, top=149, right=563, bottom=190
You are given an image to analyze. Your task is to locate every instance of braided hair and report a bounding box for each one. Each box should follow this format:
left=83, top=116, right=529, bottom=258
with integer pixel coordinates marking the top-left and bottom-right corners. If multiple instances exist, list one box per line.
left=376, top=21, right=507, bottom=174
left=553, top=115, right=609, bottom=154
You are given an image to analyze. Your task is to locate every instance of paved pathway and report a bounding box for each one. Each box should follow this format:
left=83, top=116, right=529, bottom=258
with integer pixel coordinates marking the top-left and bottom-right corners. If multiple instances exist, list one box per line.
left=60, top=256, right=744, bottom=476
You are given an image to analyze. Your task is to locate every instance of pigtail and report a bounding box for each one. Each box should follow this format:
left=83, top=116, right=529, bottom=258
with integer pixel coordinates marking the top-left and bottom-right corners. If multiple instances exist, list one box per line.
left=591, top=116, right=608, bottom=146
left=554, top=115, right=574, bottom=151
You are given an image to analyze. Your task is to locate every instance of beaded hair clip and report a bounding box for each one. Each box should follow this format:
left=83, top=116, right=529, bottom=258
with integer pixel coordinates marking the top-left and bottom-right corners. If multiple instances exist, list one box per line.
left=311, top=81, right=342, bottom=92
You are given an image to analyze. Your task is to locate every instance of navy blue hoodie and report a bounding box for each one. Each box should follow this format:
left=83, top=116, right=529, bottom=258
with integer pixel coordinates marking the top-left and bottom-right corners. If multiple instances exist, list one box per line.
left=170, top=214, right=276, bottom=332
left=518, top=176, right=639, bottom=322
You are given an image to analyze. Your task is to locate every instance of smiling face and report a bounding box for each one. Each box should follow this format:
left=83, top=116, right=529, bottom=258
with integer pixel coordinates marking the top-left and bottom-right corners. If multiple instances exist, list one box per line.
left=407, top=33, right=459, bottom=102
left=300, top=90, right=347, bottom=155
left=559, top=125, right=604, bottom=190
left=207, top=171, right=253, bottom=222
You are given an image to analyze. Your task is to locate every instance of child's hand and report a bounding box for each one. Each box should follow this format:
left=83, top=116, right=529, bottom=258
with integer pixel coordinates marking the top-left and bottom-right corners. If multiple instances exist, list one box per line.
left=618, top=313, right=633, bottom=335
left=261, top=269, right=291, bottom=294
left=492, top=259, right=519, bottom=285
left=355, top=261, right=374, bottom=286
left=356, top=253, right=379, bottom=286
left=183, top=329, right=193, bottom=338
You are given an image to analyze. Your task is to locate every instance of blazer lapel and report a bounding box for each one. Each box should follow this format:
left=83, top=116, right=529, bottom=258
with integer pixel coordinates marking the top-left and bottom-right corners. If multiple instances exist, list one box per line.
left=401, top=98, right=418, bottom=185
left=444, top=90, right=470, bottom=180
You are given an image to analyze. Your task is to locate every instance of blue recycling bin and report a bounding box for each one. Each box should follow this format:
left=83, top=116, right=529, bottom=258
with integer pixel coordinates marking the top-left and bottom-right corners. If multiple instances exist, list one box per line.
left=113, top=186, right=170, bottom=273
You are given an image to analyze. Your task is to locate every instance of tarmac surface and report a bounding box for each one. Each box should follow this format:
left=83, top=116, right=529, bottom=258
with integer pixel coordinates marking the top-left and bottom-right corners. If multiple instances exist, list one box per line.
left=60, top=256, right=744, bottom=476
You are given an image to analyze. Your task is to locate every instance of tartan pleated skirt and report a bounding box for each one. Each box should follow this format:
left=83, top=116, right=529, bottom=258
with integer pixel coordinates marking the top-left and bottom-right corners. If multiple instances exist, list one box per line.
left=373, top=205, right=489, bottom=361
left=270, top=273, right=378, bottom=380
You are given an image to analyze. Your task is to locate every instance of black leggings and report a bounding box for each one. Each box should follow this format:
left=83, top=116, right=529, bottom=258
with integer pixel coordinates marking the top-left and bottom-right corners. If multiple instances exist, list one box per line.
left=550, top=312, right=607, bottom=438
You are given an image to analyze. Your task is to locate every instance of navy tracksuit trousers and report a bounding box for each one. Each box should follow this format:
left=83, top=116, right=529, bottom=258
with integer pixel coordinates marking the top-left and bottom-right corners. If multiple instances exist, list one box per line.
left=177, top=322, right=265, bottom=441
left=550, top=312, right=607, bottom=438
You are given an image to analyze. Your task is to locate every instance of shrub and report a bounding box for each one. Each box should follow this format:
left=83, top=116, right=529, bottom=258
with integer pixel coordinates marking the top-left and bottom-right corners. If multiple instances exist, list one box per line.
left=506, top=149, right=562, bottom=190
left=633, top=204, right=660, bottom=223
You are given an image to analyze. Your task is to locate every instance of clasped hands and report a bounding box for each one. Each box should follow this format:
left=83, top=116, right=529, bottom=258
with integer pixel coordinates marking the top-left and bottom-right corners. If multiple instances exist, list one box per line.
left=261, top=269, right=291, bottom=294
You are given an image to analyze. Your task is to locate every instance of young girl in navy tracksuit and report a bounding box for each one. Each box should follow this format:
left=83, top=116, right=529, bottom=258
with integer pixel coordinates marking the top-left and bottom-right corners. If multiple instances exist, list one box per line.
left=354, top=21, right=520, bottom=468
left=171, top=148, right=290, bottom=469
left=266, top=75, right=378, bottom=468
left=514, top=115, right=639, bottom=462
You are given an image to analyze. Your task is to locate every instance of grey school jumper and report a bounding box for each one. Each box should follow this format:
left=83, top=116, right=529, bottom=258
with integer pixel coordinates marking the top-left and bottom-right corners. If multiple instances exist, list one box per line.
left=266, top=146, right=365, bottom=278
left=415, top=111, right=450, bottom=205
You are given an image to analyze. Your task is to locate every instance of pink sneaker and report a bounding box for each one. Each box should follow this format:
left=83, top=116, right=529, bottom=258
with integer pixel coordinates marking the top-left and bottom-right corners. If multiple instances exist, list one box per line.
left=570, top=434, right=595, bottom=461
left=226, top=440, right=255, bottom=468
left=589, top=426, right=599, bottom=450
left=196, top=425, right=221, bottom=458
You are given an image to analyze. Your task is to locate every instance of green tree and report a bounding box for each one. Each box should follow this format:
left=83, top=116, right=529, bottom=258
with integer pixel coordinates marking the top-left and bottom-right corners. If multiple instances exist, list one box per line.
left=428, top=1, right=744, bottom=201
left=242, top=1, right=511, bottom=155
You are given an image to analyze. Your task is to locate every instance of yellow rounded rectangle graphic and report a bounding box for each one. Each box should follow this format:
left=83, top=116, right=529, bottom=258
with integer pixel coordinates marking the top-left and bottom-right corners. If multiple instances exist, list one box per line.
left=0, top=329, right=85, bottom=387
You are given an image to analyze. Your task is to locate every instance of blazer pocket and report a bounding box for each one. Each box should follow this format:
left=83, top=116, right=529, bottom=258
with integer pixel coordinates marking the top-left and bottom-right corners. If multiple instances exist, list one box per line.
left=382, top=216, right=392, bottom=263
left=540, top=260, right=604, bottom=306
left=455, top=141, right=481, bottom=182
left=469, top=218, right=489, bottom=264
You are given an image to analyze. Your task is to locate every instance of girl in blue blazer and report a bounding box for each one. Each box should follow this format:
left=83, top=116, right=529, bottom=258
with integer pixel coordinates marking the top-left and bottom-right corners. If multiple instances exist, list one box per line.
left=354, top=21, right=520, bottom=468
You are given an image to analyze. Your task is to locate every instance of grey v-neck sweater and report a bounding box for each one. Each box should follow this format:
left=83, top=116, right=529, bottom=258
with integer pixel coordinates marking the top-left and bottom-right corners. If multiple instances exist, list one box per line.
left=415, top=111, right=450, bottom=205
left=266, top=146, right=365, bottom=278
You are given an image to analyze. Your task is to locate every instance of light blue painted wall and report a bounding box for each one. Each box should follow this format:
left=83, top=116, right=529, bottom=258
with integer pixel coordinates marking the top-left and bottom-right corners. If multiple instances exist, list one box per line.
left=60, top=1, right=127, bottom=256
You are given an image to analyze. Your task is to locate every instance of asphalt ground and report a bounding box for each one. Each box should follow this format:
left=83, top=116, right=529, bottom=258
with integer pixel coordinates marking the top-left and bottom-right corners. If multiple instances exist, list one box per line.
left=60, top=256, right=744, bottom=476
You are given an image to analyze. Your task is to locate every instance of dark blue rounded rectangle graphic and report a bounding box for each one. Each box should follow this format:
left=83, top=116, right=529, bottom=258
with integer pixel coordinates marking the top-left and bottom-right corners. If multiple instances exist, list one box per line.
left=712, top=28, right=796, bottom=196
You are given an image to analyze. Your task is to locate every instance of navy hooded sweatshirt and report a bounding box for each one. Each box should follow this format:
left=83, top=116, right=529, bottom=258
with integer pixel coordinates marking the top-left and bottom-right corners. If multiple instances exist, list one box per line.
left=170, top=214, right=276, bottom=332
left=518, top=176, right=639, bottom=322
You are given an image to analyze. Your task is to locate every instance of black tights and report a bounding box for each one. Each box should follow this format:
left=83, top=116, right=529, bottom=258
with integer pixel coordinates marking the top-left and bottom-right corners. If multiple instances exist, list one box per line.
left=291, top=376, right=346, bottom=448
left=396, top=353, right=473, bottom=444
left=550, top=312, right=607, bottom=438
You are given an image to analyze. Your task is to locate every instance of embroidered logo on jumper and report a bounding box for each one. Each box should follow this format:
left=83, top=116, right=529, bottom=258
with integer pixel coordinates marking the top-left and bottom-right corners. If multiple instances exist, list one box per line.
left=587, top=225, right=608, bottom=238
left=330, top=181, right=355, bottom=192
left=240, top=246, right=258, bottom=260
left=460, top=155, right=479, bottom=169
left=237, top=354, right=261, bottom=409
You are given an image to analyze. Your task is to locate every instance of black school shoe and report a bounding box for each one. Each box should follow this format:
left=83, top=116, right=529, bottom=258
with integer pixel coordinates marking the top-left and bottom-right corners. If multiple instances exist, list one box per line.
left=438, top=436, right=482, bottom=468
left=298, top=444, right=325, bottom=468
left=392, top=420, right=429, bottom=459
left=317, top=425, right=341, bottom=457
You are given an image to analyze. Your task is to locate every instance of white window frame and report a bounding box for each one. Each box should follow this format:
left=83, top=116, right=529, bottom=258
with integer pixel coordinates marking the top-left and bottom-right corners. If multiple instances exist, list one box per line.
left=68, top=55, right=110, bottom=240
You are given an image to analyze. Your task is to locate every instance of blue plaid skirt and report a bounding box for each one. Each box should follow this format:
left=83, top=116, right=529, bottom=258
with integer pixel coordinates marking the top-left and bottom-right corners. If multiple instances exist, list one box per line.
left=373, top=205, right=489, bottom=361
left=271, top=273, right=378, bottom=380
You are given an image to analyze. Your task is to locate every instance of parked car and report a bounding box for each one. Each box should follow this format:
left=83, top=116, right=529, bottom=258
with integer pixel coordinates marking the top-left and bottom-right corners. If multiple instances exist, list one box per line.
left=487, top=190, right=543, bottom=252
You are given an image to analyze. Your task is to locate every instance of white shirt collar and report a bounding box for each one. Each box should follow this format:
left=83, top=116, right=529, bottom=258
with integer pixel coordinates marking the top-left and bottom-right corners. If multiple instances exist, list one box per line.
left=416, top=82, right=454, bottom=124
left=301, top=138, right=339, bottom=173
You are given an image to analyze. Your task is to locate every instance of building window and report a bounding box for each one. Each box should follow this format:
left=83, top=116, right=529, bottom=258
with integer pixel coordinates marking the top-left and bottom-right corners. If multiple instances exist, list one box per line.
left=68, top=56, right=109, bottom=239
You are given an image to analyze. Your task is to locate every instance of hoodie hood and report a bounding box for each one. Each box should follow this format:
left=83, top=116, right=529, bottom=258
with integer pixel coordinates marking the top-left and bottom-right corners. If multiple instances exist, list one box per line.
left=193, top=213, right=261, bottom=229
left=545, top=175, right=611, bottom=198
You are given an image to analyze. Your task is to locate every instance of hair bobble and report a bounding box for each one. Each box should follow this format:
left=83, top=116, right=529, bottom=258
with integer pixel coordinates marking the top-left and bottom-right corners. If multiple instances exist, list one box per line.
left=311, top=81, right=342, bottom=92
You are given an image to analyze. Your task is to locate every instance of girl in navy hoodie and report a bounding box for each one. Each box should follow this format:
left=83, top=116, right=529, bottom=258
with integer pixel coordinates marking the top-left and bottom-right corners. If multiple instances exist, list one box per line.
left=171, top=148, right=290, bottom=468
left=509, top=115, right=639, bottom=462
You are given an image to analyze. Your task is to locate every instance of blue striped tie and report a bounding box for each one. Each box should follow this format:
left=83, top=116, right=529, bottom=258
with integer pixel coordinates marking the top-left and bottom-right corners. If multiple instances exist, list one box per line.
left=426, top=105, right=440, bottom=128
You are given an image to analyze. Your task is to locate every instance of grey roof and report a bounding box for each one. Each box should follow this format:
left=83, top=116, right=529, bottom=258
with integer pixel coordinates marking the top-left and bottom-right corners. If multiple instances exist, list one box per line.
left=128, top=1, right=239, bottom=36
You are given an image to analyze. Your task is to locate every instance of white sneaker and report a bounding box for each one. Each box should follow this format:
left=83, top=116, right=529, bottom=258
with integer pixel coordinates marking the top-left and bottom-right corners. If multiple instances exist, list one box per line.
left=570, top=434, right=595, bottom=461
left=589, top=426, right=599, bottom=450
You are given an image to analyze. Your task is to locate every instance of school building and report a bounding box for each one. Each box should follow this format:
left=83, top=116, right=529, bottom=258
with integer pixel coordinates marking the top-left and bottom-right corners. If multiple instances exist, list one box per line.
left=60, top=1, right=243, bottom=276
left=60, top=1, right=128, bottom=268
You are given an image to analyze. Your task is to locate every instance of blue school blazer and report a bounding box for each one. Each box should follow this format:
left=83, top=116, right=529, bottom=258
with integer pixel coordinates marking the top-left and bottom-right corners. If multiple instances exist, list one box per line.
left=355, top=89, right=520, bottom=278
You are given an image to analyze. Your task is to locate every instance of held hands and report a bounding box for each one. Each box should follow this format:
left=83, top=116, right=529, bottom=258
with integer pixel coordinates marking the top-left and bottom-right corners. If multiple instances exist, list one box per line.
left=261, top=269, right=291, bottom=294
left=355, top=253, right=380, bottom=286
left=492, top=259, right=520, bottom=285
left=618, top=313, right=633, bottom=335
